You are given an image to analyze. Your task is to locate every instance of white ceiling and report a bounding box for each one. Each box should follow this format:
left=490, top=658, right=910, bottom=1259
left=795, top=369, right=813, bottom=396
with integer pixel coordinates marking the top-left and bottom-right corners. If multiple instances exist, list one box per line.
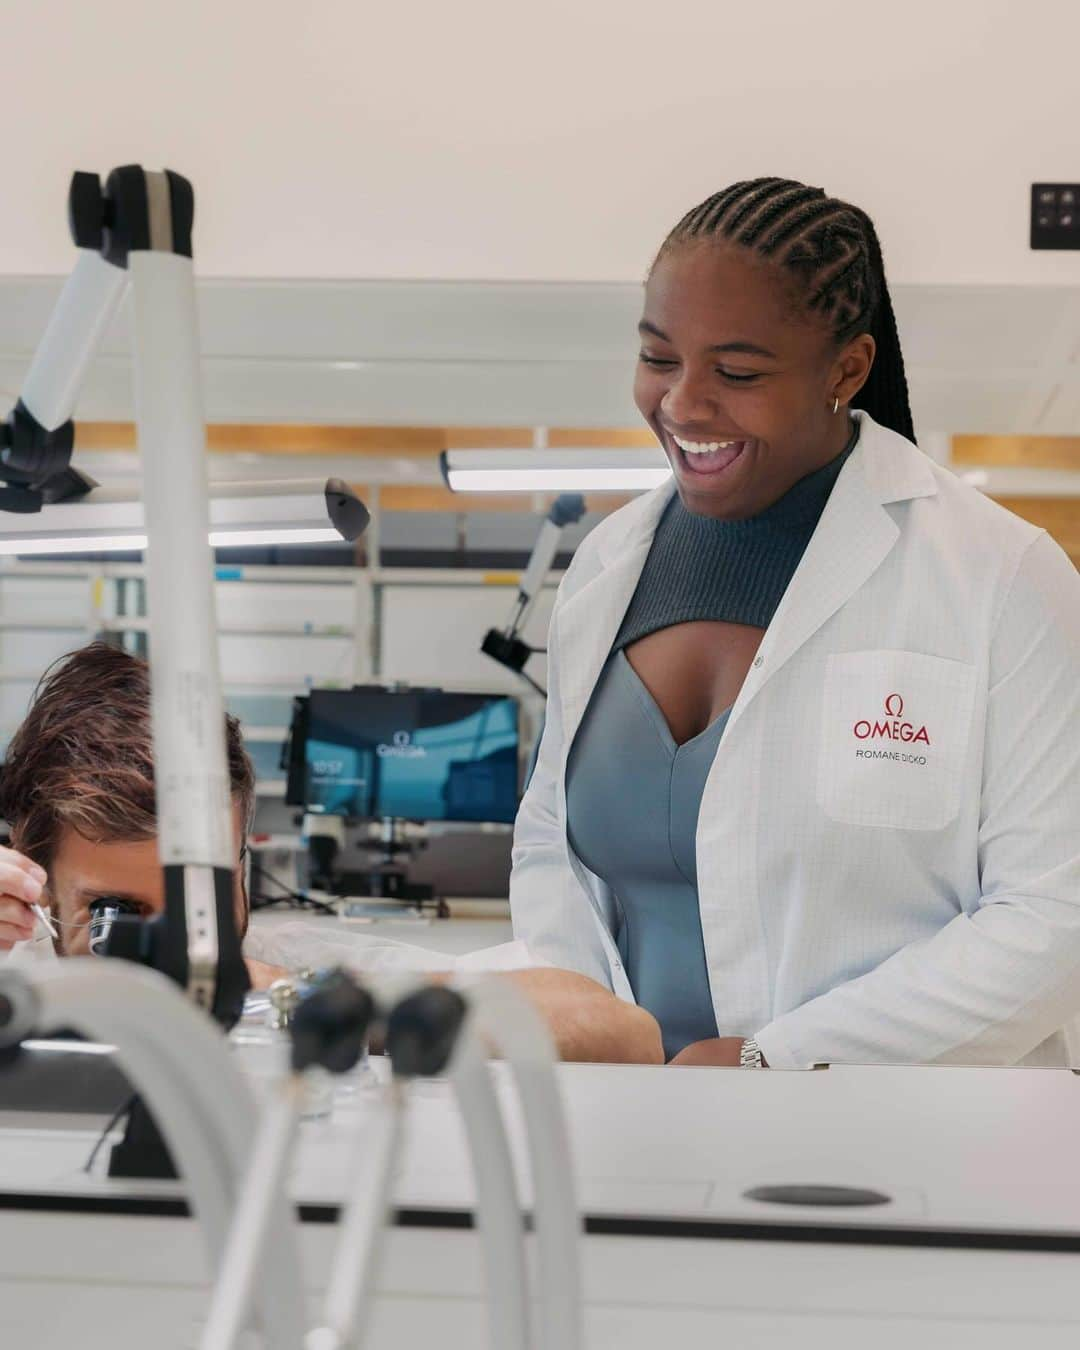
left=3, top=1, right=1080, bottom=291
left=0, top=277, right=1079, bottom=442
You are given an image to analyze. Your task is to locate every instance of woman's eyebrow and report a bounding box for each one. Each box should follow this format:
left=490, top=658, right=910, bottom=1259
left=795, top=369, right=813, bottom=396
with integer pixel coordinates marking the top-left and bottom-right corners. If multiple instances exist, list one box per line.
left=637, top=320, right=776, bottom=359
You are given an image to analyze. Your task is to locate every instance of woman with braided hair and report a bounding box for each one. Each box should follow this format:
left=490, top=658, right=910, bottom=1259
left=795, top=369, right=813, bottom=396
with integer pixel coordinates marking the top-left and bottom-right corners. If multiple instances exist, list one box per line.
left=511, top=177, right=1080, bottom=1068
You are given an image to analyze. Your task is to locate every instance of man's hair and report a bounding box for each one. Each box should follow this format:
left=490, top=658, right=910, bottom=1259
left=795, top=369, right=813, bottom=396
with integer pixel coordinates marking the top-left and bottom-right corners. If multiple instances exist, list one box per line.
left=656, top=176, right=916, bottom=445
left=0, top=642, right=255, bottom=869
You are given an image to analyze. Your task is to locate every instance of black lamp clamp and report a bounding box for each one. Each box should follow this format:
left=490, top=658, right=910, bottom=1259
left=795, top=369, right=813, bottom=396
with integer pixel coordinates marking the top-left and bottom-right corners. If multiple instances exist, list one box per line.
left=287, top=968, right=467, bottom=1083
left=482, top=491, right=586, bottom=684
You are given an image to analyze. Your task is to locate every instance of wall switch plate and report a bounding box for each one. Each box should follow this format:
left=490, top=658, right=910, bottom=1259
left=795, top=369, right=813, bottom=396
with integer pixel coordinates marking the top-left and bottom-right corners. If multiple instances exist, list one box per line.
left=1031, top=184, right=1080, bottom=249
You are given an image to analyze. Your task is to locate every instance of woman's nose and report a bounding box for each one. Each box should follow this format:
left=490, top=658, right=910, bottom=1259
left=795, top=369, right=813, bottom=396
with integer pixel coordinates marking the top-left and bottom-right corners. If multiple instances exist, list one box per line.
left=660, top=369, right=717, bottom=426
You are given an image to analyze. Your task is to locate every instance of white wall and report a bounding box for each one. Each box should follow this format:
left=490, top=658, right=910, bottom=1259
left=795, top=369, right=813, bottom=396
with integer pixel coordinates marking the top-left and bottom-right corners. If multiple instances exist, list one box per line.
left=2, top=0, right=1079, bottom=286
left=0, top=564, right=551, bottom=790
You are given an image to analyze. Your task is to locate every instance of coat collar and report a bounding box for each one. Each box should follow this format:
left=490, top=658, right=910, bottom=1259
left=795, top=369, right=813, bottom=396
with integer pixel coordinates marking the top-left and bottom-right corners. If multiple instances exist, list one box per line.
left=591, top=410, right=938, bottom=568
left=555, top=411, right=940, bottom=746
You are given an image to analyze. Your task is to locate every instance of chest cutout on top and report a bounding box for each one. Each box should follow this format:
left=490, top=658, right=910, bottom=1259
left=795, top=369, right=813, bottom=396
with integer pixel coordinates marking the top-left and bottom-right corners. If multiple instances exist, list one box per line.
left=623, top=620, right=766, bottom=746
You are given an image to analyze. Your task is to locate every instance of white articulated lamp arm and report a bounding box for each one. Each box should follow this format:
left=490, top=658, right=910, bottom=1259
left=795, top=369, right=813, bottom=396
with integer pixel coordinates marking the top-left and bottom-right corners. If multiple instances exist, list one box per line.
left=309, top=978, right=534, bottom=1350
left=457, top=976, right=583, bottom=1350
left=120, top=168, right=244, bottom=1022
left=200, top=1076, right=309, bottom=1350
left=202, top=971, right=377, bottom=1350
left=0, top=961, right=307, bottom=1350
left=128, top=169, right=243, bottom=1020
left=20, top=249, right=127, bottom=432
left=306, top=1078, right=406, bottom=1350
left=447, top=1011, right=533, bottom=1350
left=0, top=177, right=129, bottom=514
left=481, top=492, right=585, bottom=692
left=2, top=166, right=249, bottom=1026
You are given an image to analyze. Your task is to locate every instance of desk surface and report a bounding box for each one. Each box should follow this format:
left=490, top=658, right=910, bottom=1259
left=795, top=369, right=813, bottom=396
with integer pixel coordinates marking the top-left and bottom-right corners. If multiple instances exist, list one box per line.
left=6, top=1060, right=1080, bottom=1348
left=249, top=907, right=514, bottom=957
left=4, top=1059, right=1080, bottom=1249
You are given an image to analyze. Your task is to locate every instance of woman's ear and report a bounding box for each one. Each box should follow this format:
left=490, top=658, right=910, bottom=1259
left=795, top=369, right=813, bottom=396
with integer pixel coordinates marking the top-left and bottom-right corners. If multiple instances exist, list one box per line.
left=835, top=332, right=876, bottom=404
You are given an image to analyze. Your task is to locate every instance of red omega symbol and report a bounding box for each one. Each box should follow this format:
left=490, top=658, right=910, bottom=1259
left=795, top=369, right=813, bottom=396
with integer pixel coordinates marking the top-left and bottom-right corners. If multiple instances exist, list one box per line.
left=884, top=693, right=904, bottom=717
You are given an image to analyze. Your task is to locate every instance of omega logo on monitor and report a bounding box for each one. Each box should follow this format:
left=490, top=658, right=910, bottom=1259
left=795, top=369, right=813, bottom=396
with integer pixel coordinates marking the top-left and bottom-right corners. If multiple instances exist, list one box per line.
left=287, top=687, right=520, bottom=824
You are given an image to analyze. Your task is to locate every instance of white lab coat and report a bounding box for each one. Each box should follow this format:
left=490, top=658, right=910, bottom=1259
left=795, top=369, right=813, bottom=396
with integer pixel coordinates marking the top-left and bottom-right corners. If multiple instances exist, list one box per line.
left=510, top=410, right=1080, bottom=1069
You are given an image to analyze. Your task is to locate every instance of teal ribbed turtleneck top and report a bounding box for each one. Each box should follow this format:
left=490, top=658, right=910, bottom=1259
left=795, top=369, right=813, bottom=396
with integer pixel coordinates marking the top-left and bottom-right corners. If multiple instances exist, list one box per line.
left=614, top=416, right=860, bottom=650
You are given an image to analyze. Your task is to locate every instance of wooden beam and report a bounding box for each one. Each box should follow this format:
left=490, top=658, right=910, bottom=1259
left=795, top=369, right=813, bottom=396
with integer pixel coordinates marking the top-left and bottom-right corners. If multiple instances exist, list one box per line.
left=377, top=485, right=531, bottom=513
left=358, top=484, right=633, bottom=514
left=75, top=423, right=447, bottom=455
left=74, top=422, right=659, bottom=455
left=549, top=428, right=659, bottom=448
left=71, top=421, right=1078, bottom=558
left=993, top=496, right=1080, bottom=557
left=954, top=436, right=1080, bottom=470
left=75, top=422, right=136, bottom=450
left=444, top=427, right=659, bottom=449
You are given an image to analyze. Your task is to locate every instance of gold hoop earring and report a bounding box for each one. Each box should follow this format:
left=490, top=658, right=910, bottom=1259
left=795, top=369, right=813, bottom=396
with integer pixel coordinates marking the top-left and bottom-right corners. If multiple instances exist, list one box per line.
left=832, top=397, right=840, bottom=415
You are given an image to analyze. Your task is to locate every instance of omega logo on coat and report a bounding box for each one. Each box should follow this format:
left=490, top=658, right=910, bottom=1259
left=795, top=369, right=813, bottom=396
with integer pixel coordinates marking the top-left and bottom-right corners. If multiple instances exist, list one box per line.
left=853, top=694, right=931, bottom=745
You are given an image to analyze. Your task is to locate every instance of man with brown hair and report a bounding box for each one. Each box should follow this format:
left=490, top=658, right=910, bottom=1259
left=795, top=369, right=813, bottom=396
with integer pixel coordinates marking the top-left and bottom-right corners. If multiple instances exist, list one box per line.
left=0, top=643, right=662, bottom=1063
left=0, top=641, right=282, bottom=984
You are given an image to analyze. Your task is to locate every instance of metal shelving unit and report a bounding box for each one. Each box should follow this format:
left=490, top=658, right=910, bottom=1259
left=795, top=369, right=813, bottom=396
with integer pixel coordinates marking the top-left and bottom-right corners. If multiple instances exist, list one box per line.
left=0, top=555, right=556, bottom=797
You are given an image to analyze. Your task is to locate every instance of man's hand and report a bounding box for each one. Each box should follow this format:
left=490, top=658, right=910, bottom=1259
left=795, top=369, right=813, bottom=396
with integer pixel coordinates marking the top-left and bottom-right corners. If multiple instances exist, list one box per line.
left=667, top=1036, right=768, bottom=1067
left=245, top=957, right=290, bottom=990
left=504, top=968, right=664, bottom=1064
left=0, top=845, right=48, bottom=951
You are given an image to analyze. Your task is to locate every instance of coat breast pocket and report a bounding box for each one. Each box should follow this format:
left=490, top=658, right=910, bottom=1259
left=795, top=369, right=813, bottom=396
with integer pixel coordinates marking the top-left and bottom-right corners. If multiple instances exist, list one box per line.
left=816, top=649, right=978, bottom=831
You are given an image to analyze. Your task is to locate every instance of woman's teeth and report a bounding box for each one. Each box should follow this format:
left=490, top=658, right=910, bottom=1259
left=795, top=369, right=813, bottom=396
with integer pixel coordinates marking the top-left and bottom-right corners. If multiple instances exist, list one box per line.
left=671, top=433, right=746, bottom=474
left=673, top=435, right=739, bottom=454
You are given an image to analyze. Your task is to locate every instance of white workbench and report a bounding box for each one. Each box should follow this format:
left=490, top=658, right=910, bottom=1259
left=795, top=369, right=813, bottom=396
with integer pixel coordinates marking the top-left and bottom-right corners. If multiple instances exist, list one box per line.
left=247, top=902, right=515, bottom=961
left=4, top=1057, right=1080, bottom=1347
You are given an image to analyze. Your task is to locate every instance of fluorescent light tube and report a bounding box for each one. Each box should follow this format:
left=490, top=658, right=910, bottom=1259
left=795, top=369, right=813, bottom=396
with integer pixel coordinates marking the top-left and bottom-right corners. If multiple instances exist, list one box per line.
left=22, top=1038, right=118, bottom=1056
left=440, top=448, right=671, bottom=494
left=0, top=478, right=368, bottom=556
left=0, top=533, right=150, bottom=556
left=209, top=527, right=342, bottom=548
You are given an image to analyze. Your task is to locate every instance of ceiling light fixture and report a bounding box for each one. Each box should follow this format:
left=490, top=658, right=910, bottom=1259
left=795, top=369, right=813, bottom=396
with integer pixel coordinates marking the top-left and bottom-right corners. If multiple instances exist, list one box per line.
left=0, top=478, right=367, bottom=556
left=440, top=448, right=670, bottom=494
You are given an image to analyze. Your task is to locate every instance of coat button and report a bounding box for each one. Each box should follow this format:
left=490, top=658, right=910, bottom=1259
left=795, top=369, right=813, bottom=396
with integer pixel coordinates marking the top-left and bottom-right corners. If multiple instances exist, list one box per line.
left=753, top=655, right=764, bottom=668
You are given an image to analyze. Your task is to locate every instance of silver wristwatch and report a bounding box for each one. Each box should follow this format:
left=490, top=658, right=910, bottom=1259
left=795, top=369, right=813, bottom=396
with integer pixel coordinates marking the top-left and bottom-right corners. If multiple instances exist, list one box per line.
left=739, top=1036, right=764, bottom=1069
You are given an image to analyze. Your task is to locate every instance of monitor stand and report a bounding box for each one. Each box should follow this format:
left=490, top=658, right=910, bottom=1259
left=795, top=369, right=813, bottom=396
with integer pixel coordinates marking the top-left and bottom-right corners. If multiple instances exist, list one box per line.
left=327, top=818, right=447, bottom=917
left=339, top=865, right=435, bottom=906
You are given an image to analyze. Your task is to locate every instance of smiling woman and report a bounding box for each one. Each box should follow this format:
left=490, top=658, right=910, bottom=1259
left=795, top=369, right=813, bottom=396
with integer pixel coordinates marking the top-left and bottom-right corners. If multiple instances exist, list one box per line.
left=510, top=176, right=1080, bottom=1071
left=633, top=179, right=907, bottom=521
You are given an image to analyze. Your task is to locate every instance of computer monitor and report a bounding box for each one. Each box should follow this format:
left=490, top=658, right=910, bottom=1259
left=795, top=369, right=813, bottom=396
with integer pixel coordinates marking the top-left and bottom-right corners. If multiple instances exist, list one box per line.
left=286, top=686, right=520, bottom=824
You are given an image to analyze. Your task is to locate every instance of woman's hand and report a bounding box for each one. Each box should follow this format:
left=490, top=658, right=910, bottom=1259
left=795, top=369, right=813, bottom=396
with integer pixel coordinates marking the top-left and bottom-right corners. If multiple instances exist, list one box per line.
left=668, top=1036, right=767, bottom=1067
left=0, top=845, right=48, bottom=951
left=504, top=968, right=665, bottom=1064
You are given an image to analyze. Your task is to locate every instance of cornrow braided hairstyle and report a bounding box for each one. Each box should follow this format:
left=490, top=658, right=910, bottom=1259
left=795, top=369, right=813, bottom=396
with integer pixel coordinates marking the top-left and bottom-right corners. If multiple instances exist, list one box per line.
left=658, top=177, right=916, bottom=445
